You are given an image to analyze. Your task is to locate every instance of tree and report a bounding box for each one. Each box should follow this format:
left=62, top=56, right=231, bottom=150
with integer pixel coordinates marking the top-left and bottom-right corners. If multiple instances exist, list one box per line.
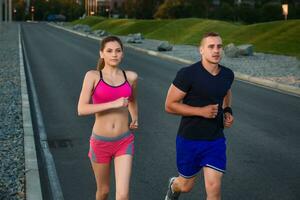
left=30, top=0, right=84, bottom=21
left=235, top=2, right=261, bottom=23
left=12, top=0, right=26, bottom=21
left=124, top=0, right=137, bottom=18
left=261, top=2, right=282, bottom=22
left=136, top=0, right=164, bottom=19
left=124, top=0, right=163, bottom=19
left=213, top=2, right=235, bottom=21
left=154, top=0, right=214, bottom=19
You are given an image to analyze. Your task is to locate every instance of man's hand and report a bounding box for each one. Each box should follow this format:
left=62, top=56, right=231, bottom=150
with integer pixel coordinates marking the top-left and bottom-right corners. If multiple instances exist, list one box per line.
left=224, top=112, right=234, bottom=128
left=200, top=104, right=219, bottom=118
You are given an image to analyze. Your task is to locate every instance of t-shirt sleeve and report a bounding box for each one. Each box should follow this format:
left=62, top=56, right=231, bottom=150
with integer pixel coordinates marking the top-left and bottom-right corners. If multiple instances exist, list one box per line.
left=172, top=68, right=192, bottom=93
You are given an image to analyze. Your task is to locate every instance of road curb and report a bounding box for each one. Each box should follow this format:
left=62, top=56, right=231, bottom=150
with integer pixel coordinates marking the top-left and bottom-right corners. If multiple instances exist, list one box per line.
left=19, top=24, right=43, bottom=200
left=48, top=23, right=300, bottom=97
left=21, top=24, right=65, bottom=200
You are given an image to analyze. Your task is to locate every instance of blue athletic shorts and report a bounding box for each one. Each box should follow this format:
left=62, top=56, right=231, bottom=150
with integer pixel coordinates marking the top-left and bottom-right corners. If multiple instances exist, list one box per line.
left=176, top=135, right=226, bottom=178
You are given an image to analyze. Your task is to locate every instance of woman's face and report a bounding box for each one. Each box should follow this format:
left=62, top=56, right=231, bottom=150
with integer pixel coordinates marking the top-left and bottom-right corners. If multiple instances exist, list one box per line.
left=100, top=41, right=123, bottom=67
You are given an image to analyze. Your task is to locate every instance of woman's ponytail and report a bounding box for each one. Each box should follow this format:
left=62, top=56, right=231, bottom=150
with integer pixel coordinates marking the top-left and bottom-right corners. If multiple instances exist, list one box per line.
left=96, top=57, right=105, bottom=71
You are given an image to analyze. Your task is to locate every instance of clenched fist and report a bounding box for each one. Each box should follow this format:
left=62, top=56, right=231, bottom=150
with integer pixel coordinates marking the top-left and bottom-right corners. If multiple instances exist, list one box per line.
left=129, top=119, right=138, bottom=130
left=224, top=112, right=234, bottom=128
left=113, top=97, right=129, bottom=108
left=200, top=104, right=219, bottom=118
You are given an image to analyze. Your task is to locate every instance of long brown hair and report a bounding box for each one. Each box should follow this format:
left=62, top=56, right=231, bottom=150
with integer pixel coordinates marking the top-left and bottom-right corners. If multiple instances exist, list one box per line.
left=96, top=36, right=124, bottom=71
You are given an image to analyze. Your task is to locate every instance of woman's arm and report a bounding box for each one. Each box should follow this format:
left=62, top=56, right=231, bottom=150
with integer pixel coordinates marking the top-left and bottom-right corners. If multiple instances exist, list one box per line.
left=77, top=71, right=128, bottom=116
left=127, top=71, right=138, bottom=129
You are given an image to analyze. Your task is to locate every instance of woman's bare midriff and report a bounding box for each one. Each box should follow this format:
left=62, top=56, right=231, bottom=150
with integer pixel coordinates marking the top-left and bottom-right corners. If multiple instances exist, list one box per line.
left=92, top=107, right=129, bottom=137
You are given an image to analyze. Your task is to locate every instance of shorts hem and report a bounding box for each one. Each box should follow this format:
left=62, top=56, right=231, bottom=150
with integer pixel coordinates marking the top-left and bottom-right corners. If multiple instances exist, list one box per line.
left=115, top=153, right=134, bottom=158
left=89, top=158, right=110, bottom=164
left=205, top=164, right=226, bottom=173
left=178, top=171, right=199, bottom=179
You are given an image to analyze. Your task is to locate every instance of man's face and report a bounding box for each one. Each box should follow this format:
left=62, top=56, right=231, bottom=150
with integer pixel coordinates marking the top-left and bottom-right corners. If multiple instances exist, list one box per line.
left=200, top=36, right=223, bottom=64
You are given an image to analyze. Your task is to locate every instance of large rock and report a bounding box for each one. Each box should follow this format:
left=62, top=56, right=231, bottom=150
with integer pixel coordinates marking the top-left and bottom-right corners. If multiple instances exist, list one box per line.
left=133, top=33, right=144, bottom=40
left=98, top=30, right=109, bottom=37
left=157, top=41, right=173, bottom=51
left=127, top=33, right=143, bottom=43
left=93, top=29, right=103, bottom=35
left=72, top=24, right=91, bottom=33
left=72, top=24, right=82, bottom=30
left=224, top=43, right=239, bottom=58
left=81, top=25, right=92, bottom=33
left=126, top=37, right=141, bottom=43
left=237, top=44, right=254, bottom=56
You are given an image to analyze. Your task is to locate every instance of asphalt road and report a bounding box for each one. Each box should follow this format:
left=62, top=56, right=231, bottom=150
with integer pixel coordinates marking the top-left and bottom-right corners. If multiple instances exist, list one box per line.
left=21, top=22, right=300, bottom=200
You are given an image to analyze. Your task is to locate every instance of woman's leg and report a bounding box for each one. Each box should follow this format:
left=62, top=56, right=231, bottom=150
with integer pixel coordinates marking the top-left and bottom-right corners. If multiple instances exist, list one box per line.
left=114, top=155, right=133, bottom=200
left=91, top=161, right=111, bottom=200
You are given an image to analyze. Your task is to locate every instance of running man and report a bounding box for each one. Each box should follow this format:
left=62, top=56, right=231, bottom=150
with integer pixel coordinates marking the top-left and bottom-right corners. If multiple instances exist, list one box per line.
left=164, top=32, right=234, bottom=200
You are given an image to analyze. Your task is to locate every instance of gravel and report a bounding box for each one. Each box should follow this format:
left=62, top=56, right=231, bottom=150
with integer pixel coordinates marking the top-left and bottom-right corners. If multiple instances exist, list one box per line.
left=0, top=23, right=25, bottom=200
left=61, top=23, right=300, bottom=88
left=118, top=37, right=300, bottom=88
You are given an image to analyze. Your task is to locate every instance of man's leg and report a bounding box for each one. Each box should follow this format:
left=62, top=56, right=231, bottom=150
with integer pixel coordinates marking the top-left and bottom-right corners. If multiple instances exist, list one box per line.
left=165, top=175, right=196, bottom=200
left=203, top=167, right=223, bottom=200
left=172, top=175, right=196, bottom=193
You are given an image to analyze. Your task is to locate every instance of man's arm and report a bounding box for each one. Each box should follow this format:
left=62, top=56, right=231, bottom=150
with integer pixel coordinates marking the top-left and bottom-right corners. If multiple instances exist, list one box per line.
left=223, top=89, right=234, bottom=128
left=223, top=89, right=232, bottom=108
left=165, top=84, right=218, bottom=118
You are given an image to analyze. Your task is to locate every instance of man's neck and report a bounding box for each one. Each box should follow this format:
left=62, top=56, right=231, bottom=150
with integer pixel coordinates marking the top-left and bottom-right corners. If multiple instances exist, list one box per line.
left=201, top=60, right=220, bottom=75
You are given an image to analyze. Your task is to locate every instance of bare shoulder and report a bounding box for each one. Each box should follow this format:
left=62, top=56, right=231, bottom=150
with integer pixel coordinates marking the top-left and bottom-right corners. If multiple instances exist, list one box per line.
left=85, top=70, right=99, bottom=80
left=124, top=70, right=138, bottom=82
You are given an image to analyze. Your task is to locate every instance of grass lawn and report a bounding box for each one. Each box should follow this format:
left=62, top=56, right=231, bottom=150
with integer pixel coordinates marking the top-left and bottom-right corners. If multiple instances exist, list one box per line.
left=71, top=17, right=300, bottom=57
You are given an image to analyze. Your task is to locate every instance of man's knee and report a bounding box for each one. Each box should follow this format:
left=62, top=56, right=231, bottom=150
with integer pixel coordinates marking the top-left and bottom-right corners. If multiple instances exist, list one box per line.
left=174, top=177, right=195, bottom=193
left=204, top=167, right=223, bottom=196
left=180, top=183, right=193, bottom=193
left=205, top=180, right=221, bottom=198
left=206, top=180, right=221, bottom=190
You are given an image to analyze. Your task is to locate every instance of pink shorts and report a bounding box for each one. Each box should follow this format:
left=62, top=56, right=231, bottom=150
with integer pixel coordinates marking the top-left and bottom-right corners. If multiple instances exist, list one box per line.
left=88, top=131, right=134, bottom=163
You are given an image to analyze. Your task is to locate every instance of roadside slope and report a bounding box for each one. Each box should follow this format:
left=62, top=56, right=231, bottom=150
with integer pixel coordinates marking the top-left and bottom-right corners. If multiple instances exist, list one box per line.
left=71, top=17, right=300, bottom=57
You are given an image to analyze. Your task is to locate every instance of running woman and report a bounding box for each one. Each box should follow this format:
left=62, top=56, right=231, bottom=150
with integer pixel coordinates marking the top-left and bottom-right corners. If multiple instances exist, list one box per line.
left=78, top=36, right=138, bottom=200
left=164, top=32, right=234, bottom=200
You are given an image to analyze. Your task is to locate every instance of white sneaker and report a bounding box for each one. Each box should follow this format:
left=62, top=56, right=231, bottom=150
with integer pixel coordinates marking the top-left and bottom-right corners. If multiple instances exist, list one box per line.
left=164, top=177, right=180, bottom=200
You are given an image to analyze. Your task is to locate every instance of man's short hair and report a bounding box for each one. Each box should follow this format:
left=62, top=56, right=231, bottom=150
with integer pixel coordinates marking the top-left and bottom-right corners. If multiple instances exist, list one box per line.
left=200, top=32, right=221, bottom=46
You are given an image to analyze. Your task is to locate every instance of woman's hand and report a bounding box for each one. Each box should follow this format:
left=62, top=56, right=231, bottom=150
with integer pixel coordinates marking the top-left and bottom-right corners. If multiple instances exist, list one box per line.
left=129, top=119, right=138, bottom=130
left=112, top=97, right=129, bottom=108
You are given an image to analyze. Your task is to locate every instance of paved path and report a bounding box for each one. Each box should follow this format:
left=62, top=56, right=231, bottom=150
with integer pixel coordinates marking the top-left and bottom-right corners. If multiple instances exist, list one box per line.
left=1, top=21, right=299, bottom=199
left=23, top=22, right=300, bottom=200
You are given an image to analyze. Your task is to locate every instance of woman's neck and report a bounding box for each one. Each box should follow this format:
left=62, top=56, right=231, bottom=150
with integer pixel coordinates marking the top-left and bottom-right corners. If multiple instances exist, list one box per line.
left=102, top=65, right=119, bottom=75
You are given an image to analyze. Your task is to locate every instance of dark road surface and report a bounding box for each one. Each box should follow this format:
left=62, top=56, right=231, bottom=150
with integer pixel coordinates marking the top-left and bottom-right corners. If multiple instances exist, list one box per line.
left=21, top=22, right=300, bottom=200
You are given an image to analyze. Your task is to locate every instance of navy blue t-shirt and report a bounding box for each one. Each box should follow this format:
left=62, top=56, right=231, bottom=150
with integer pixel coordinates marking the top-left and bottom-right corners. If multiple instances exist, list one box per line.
left=173, top=61, right=234, bottom=140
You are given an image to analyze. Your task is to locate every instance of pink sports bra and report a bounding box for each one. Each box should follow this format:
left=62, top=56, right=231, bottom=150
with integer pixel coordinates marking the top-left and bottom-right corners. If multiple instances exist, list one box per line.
left=92, top=70, right=132, bottom=104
